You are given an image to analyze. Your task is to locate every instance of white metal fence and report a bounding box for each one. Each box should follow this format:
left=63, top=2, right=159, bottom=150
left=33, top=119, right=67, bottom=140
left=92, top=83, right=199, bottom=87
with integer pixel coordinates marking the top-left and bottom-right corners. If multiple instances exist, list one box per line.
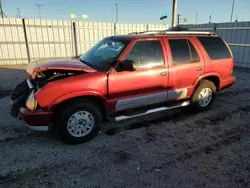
left=0, top=18, right=169, bottom=65
left=181, top=21, right=250, bottom=68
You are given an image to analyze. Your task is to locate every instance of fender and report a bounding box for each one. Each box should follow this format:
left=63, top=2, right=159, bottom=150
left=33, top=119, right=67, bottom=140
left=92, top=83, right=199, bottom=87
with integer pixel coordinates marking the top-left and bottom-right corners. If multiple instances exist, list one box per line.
left=191, top=72, right=222, bottom=92
left=47, top=90, right=108, bottom=111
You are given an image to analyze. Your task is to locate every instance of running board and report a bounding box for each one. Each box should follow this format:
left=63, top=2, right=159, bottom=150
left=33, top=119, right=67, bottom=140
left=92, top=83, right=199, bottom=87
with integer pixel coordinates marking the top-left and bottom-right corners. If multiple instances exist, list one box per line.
left=114, top=101, right=190, bottom=122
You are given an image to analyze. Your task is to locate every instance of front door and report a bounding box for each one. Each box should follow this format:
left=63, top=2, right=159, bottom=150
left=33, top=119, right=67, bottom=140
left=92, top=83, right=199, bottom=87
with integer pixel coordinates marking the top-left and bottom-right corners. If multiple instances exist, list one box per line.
left=108, top=39, right=169, bottom=112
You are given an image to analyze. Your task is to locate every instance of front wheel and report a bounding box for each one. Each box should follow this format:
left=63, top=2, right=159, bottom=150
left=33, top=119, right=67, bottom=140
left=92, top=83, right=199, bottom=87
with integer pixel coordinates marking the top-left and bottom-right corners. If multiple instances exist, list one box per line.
left=55, top=100, right=102, bottom=144
left=190, top=80, right=216, bottom=110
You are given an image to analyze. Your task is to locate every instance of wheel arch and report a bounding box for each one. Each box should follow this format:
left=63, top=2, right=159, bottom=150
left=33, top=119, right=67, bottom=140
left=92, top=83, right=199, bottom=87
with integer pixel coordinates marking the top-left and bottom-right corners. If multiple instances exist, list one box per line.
left=51, top=95, right=107, bottom=123
left=193, top=73, right=221, bottom=92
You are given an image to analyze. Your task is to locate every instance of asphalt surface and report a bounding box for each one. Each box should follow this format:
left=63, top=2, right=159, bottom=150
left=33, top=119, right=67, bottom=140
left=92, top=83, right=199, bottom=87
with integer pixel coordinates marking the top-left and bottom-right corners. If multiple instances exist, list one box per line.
left=0, top=66, right=249, bottom=188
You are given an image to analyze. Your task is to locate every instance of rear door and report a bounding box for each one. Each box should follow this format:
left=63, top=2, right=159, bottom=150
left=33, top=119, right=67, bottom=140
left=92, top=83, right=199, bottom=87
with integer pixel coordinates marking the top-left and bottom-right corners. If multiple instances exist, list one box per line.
left=197, top=36, right=233, bottom=79
left=163, top=37, right=205, bottom=99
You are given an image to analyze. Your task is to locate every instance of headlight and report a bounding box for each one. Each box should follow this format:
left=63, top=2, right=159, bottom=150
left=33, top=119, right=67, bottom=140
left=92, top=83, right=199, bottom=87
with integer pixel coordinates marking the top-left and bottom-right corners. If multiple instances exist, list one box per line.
left=26, top=90, right=37, bottom=111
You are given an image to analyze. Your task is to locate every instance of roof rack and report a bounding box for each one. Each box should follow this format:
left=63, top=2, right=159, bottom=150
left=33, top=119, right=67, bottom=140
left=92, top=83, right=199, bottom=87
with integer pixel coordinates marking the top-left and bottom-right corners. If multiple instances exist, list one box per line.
left=128, top=30, right=217, bottom=36
left=128, top=30, right=162, bottom=35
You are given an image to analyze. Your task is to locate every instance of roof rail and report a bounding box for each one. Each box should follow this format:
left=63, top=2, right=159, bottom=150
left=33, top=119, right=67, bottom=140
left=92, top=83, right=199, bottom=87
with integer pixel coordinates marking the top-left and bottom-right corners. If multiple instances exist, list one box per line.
left=128, top=30, right=163, bottom=35
left=155, top=31, right=217, bottom=36
left=128, top=30, right=217, bottom=36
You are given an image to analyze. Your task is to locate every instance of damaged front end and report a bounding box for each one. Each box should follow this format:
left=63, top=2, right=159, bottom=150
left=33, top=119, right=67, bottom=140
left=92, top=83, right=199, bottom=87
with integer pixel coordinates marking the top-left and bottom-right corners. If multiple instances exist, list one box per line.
left=10, top=57, right=97, bottom=130
left=10, top=68, right=87, bottom=119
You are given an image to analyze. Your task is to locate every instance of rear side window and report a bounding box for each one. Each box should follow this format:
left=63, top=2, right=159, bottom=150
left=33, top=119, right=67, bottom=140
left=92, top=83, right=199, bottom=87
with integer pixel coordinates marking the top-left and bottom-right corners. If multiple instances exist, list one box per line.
left=197, top=37, right=232, bottom=60
left=169, top=39, right=200, bottom=64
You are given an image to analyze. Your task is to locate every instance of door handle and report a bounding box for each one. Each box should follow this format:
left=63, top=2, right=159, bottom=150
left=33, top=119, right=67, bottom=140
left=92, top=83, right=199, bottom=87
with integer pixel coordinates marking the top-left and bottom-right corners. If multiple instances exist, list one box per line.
left=196, top=67, right=202, bottom=71
left=160, top=71, right=168, bottom=76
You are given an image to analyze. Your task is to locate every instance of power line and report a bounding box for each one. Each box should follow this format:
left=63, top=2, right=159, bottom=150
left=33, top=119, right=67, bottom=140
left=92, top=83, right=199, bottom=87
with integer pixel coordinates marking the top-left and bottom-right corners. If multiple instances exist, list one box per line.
left=59, top=0, right=87, bottom=11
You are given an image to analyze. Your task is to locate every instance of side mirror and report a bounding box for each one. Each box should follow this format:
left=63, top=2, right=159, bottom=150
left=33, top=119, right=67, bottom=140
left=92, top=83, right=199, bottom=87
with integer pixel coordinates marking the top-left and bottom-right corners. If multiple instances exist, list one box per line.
left=120, top=60, right=136, bottom=71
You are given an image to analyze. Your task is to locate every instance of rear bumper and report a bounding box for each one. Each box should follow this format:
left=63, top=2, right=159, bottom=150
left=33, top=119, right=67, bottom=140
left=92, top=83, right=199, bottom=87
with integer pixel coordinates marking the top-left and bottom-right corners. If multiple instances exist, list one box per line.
left=19, top=107, right=52, bottom=130
left=220, top=76, right=236, bottom=90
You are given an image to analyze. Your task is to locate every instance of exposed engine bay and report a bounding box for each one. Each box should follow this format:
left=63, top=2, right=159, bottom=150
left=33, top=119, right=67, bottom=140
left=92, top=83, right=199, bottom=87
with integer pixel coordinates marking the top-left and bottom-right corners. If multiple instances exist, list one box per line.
left=10, top=69, right=85, bottom=118
left=31, top=69, right=84, bottom=88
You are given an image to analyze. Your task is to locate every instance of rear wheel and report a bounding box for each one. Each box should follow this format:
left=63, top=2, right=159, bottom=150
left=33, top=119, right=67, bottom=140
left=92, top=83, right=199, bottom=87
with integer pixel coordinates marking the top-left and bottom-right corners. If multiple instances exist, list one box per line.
left=55, top=100, right=102, bottom=144
left=190, top=80, right=216, bottom=110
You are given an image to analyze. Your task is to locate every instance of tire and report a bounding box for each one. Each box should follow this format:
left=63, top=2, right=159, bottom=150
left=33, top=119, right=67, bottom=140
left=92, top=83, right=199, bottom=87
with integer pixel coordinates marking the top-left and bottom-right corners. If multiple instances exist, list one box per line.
left=55, top=100, right=102, bottom=144
left=190, top=80, right=216, bottom=111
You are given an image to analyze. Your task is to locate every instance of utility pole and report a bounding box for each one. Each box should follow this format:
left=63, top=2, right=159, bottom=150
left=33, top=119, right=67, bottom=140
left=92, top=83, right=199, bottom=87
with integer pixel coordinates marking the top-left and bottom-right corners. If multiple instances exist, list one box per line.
left=0, top=0, right=7, bottom=18
left=209, top=15, right=212, bottom=23
left=177, top=14, right=180, bottom=26
left=196, top=12, right=198, bottom=24
left=16, top=8, right=20, bottom=18
left=230, top=0, right=235, bottom=22
left=35, top=4, right=43, bottom=20
left=115, top=4, right=118, bottom=23
left=171, top=0, right=177, bottom=27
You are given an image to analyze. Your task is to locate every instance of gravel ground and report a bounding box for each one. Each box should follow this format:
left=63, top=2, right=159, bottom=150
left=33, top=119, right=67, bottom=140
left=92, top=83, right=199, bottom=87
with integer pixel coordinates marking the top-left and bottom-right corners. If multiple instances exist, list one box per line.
left=0, top=65, right=249, bottom=188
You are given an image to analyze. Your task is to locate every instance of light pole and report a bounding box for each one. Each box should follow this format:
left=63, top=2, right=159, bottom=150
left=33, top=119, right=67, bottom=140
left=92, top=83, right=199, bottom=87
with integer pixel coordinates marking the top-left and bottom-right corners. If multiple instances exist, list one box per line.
left=115, top=4, right=118, bottom=23
left=196, top=12, right=198, bottom=24
left=230, top=0, right=235, bottom=22
left=111, top=8, right=114, bottom=23
left=35, top=4, right=43, bottom=20
left=16, top=8, right=20, bottom=18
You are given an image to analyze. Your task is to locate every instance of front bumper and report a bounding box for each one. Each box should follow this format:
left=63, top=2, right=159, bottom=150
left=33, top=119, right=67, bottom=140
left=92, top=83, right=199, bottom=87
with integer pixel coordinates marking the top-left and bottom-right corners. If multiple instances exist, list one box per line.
left=19, top=107, right=52, bottom=129
left=10, top=79, right=52, bottom=131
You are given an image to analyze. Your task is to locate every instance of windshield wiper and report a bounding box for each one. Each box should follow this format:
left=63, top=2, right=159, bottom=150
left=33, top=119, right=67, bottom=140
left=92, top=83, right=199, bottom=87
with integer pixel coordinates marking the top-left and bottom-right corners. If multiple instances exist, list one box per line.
left=80, top=59, right=92, bottom=67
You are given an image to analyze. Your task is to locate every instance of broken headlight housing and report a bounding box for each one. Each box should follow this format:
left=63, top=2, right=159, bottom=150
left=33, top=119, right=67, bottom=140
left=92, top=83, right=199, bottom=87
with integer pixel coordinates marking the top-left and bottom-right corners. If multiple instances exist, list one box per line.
left=26, top=90, right=38, bottom=111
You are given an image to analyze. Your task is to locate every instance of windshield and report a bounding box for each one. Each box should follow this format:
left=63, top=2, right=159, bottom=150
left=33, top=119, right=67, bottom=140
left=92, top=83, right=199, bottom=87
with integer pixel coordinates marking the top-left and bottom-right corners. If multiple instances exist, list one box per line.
left=79, top=38, right=130, bottom=72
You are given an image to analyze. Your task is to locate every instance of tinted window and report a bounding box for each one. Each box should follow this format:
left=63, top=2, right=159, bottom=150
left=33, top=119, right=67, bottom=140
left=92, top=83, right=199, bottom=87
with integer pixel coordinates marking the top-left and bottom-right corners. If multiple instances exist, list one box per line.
left=188, top=41, right=200, bottom=62
left=169, top=39, right=199, bottom=63
left=197, top=37, right=232, bottom=60
left=125, top=40, right=164, bottom=69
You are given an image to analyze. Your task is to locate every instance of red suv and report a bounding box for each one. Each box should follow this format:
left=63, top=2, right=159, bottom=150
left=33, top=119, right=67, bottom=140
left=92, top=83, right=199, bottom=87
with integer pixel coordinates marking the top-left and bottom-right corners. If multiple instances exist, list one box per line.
left=10, top=31, right=236, bottom=144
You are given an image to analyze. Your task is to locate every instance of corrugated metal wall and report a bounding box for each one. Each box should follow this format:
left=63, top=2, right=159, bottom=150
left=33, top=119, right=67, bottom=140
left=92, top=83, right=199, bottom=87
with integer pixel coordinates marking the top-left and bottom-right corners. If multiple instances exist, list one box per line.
left=181, top=21, right=250, bottom=68
left=0, top=18, right=169, bottom=65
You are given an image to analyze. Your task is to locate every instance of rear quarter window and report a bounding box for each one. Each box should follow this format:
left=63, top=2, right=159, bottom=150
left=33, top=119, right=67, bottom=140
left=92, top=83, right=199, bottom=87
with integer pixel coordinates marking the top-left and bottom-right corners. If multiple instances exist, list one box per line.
left=197, top=37, right=232, bottom=60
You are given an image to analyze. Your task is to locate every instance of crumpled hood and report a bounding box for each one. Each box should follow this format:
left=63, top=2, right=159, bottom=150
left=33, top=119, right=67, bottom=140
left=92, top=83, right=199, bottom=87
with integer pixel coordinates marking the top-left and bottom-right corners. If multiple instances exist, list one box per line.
left=26, top=58, right=96, bottom=78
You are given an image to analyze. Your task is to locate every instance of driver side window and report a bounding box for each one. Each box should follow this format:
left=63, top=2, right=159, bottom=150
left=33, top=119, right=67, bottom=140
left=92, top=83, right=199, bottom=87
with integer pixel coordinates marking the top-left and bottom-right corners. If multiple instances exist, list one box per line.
left=125, top=40, right=164, bottom=69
